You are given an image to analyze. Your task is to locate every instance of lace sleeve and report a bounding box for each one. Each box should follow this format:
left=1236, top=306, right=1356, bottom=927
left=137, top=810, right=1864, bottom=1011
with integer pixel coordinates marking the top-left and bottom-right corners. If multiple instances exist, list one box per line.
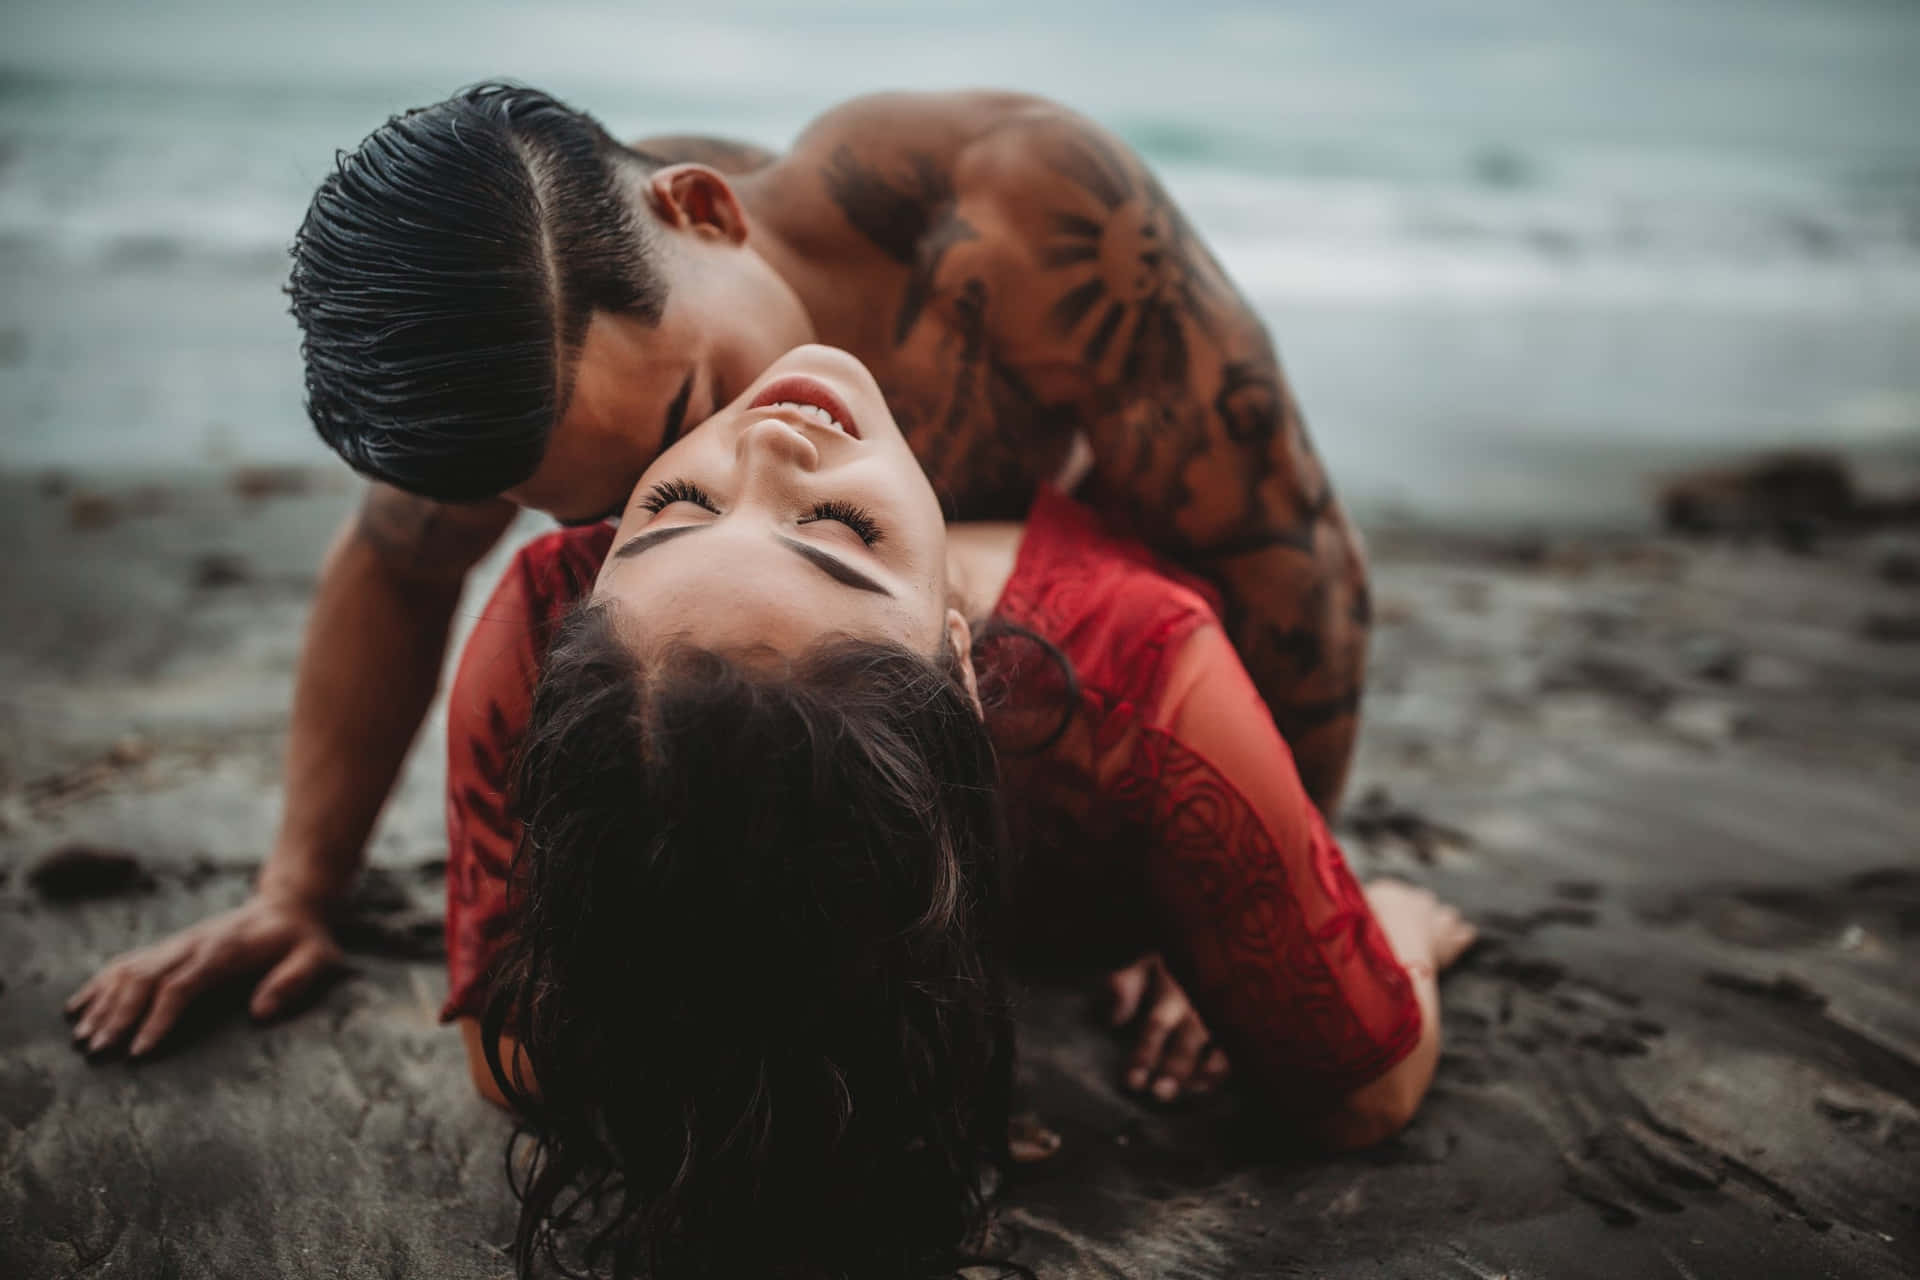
left=439, top=557, right=543, bottom=1022
left=1122, top=623, right=1421, bottom=1106
left=439, top=527, right=608, bottom=1021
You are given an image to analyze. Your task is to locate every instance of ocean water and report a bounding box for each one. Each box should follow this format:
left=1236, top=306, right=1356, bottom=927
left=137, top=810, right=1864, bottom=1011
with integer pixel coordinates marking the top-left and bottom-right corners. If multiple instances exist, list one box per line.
left=3, top=0, right=1919, bottom=524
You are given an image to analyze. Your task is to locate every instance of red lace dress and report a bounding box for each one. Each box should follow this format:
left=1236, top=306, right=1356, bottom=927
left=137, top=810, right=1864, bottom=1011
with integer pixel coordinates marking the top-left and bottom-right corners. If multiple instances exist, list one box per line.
left=441, top=491, right=1420, bottom=1106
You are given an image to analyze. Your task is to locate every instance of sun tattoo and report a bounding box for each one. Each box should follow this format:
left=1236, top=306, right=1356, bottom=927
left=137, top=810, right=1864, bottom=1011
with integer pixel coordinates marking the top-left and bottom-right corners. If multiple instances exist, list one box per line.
left=1037, top=136, right=1225, bottom=387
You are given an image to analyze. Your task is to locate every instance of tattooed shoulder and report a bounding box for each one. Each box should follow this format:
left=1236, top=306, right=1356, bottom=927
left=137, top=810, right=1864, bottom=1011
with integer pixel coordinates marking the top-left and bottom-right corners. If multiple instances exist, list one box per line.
left=1010, top=118, right=1238, bottom=389
left=821, top=145, right=981, bottom=347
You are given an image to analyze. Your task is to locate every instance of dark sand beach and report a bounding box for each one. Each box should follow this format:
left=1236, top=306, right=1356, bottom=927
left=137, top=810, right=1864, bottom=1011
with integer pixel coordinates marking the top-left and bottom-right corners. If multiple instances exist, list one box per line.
left=1, top=465, right=1915, bottom=1279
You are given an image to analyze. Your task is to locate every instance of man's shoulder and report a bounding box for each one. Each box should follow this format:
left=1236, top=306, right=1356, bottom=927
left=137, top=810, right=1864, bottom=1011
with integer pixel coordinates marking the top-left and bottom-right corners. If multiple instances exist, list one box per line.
left=791, top=90, right=1059, bottom=161
left=787, top=91, right=1107, bottom=206
left=795, top=93, right=1145, bottom=259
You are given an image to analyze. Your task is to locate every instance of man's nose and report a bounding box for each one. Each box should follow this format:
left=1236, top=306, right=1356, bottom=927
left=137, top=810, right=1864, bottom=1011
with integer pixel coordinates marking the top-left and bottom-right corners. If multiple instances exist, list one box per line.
left=736, top=417, right=821, bottom=472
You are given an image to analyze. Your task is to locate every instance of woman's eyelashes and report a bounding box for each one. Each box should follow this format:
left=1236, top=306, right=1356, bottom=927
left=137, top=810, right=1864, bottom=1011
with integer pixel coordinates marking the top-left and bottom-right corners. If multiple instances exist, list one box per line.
left=804, top=499, right=884, bottom=546
left=637, top=479, right=885, bottom=547
left=639, top=478, right=717, bottom=515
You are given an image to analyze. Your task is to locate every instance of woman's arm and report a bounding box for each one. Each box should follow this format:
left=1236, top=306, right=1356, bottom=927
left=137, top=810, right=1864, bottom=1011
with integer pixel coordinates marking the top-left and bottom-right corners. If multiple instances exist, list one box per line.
left=1315, top=882, right=1474, bottom=1148
left=1137, top=622, right=1473, bottom=1145
left=1321, top=962, right=1440, bottom=1149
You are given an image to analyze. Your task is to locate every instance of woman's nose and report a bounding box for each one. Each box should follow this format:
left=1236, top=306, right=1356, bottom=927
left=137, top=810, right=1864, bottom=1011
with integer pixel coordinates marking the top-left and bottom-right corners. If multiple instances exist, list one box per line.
left=736, top=417, right=821, bottom=472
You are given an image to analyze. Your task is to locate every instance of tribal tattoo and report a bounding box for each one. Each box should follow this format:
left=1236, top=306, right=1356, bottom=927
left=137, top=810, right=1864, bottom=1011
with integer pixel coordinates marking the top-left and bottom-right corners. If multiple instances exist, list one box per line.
left=823, top=145, right=980, bottom=346
left=1027, top=125, right=1366, bottom=806
left=893, top=274, right=1074, bottom=519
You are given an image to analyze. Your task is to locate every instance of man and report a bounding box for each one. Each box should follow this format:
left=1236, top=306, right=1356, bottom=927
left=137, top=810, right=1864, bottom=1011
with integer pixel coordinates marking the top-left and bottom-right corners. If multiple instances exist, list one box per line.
left=67, top=85, right=1371, bottom=1096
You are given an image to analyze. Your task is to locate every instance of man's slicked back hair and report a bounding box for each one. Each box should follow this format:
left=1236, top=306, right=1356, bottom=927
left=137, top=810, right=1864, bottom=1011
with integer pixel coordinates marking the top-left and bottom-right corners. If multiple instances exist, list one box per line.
left=288, top=83, right=667, bottom=502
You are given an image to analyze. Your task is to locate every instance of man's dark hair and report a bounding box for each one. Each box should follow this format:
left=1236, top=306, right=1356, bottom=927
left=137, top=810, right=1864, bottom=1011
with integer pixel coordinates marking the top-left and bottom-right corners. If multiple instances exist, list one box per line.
left=288, top=83, right=666, bottom=501
left=481, top=604, right=1029, bottom=1280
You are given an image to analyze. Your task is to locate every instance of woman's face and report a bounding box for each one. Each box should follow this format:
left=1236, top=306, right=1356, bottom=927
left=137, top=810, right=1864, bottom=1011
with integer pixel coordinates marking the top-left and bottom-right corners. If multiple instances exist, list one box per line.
left=592, top=345, right=954, bottom=660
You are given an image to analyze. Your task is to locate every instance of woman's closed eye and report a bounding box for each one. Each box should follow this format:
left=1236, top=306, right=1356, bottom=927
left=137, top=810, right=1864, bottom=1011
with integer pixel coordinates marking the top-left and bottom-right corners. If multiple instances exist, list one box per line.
left=639, top=480, right=885, bottom=547
left=639, top=478, right=719, bottom=515
left=801, top=499, right=883, bottom=547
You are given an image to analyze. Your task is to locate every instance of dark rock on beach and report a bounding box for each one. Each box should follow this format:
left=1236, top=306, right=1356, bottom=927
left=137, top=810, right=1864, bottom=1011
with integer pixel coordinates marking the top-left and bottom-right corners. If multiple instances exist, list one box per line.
left=26, top=844, right=156, bottom=901
left=1657, top=449, right=1920, bottom=550
left=189, top=551, right=253, bottom=590
left=2, top=469, right=1917, bottom=1279
left=1657, top=450, right=1857, bottom=543
left=227, top=464, right=316, bottom=501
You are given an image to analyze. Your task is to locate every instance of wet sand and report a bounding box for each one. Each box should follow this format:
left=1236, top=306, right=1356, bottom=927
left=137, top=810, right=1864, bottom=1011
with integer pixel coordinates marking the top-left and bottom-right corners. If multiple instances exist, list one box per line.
left=1, top=466, right=1915, bottom=1278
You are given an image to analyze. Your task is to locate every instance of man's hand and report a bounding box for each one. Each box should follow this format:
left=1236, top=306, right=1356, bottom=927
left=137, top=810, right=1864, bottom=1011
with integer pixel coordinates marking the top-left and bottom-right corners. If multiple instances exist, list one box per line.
left=1106, top=952, right=1231, bottom=1102
left=65, top=892, right=342, bottom=1058
left=1361, top=880, right=1477, bottom=973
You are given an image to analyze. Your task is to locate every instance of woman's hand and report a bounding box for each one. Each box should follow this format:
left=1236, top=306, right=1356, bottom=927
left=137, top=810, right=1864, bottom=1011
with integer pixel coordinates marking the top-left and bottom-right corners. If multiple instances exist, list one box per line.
left=1106, top=952, right=1231, bottom=1102
left=65, top=892, right=343, bottom=1058
left=1361, top=879, right=1477, bottom=973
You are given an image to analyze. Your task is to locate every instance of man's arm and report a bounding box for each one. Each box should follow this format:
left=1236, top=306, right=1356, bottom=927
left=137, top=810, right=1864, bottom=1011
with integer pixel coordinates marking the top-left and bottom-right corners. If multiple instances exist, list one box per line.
left=263, top=485, right=516, bottom=902
left=67, top=484, right=514, bottom=1056
left=968, top=110, right=1368, bottom=812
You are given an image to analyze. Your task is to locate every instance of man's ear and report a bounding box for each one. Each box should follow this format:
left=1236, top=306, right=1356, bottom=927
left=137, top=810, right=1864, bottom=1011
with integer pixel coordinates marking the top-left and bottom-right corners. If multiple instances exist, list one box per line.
left=646, top=164, right=749, bottom=245
left=945, top=608, right=984, bottom=720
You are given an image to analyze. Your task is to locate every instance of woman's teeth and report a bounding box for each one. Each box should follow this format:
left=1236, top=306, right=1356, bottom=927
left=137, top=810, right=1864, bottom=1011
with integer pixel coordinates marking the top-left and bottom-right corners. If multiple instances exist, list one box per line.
left=770, top=400, right=847, bottom=433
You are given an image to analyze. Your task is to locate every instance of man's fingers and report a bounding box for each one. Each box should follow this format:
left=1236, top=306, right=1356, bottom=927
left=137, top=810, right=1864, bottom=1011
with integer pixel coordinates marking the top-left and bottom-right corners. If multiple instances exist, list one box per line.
left=85, top=974, right=158, bottom=1053
left=129, top=963, right=214, bottom=1059
left=1150, top=1019, right=1211, bottom=1101
left=251, top=937, right=339, bottom=1020
left=1189, top=1046, right=1232, bottom=1094
left=1106, top=958, right=1151, bottom=1027
left=66, top=974, right=105, bottom=1019
left=74, top=966, right=146, bottom=1042
left=1126, top=991, right=1186, bottom=1092
left=71, top=973, right=113, bottom=1041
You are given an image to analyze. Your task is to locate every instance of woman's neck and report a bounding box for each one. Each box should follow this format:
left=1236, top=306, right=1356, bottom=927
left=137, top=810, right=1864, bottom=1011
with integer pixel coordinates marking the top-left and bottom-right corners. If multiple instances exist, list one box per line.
left=944, top=522, right=1027, bottom=620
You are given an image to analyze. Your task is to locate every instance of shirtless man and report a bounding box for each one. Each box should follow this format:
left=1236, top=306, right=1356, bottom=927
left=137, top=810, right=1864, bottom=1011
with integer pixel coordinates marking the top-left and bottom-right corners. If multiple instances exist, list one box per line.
left=66, top=85, right=1375, bottom=1093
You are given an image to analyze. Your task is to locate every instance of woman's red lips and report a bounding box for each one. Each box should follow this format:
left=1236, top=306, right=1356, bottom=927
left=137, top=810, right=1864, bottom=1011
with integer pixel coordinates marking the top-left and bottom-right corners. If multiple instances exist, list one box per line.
left=747, top=375, right=860, bottom=440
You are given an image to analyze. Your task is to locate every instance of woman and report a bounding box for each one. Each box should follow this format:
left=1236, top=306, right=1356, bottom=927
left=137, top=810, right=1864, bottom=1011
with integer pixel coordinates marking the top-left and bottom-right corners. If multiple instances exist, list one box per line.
left=442, top=345, right=1474, bottom=1278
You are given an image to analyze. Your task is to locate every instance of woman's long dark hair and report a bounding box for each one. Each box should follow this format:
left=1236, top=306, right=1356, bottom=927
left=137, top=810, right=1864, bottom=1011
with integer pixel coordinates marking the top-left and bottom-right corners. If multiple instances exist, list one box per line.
left=481, top=602, right=1028, bottom=1279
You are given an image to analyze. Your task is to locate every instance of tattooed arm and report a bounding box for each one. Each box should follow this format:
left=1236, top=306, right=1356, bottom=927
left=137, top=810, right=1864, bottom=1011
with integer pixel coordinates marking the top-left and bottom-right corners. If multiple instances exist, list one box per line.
left=972, top=109, right=1369, bottom=813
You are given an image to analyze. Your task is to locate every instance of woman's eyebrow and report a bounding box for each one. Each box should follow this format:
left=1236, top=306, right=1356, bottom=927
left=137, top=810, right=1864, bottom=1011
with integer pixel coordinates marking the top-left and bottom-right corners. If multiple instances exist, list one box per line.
left=775, top=537, right=892, bottom=596
left=609, top=525, right=893, bottom=598
left=611, top=524, right=703, bottom=560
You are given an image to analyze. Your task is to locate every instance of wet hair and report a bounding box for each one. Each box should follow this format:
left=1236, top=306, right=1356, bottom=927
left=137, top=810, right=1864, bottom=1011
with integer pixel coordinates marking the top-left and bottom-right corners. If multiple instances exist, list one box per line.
left=287, top=83, right=666, bottom=502
left=481, top=603, right=1029, bottom=1280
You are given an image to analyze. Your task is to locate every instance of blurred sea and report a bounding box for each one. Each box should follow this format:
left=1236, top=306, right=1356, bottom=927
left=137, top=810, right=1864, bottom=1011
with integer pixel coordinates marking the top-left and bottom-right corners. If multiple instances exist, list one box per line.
left=4, top=0, right=1919, bottom=524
